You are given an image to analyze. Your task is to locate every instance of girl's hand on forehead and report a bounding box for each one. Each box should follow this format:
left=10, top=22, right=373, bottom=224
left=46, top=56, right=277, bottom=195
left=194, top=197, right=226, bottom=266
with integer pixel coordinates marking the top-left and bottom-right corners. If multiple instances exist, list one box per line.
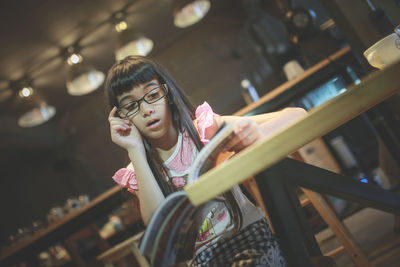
left=224, top=119, right=262, bottom=153
left=108, top=107, right=144, bottom=152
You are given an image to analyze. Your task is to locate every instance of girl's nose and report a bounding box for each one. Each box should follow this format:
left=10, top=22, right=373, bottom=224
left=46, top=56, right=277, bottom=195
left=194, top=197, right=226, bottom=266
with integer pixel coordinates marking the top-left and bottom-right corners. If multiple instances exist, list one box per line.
left=140, top=101, right=154, bottom=116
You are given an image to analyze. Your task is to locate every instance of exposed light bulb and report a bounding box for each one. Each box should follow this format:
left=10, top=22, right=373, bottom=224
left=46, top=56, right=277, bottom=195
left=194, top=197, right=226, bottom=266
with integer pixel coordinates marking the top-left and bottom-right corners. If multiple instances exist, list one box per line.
left=19, top=86, right=33, bottom=98
left=115, top=21, right=128, bottom=32
left=67, top=53, right=83, bottom=65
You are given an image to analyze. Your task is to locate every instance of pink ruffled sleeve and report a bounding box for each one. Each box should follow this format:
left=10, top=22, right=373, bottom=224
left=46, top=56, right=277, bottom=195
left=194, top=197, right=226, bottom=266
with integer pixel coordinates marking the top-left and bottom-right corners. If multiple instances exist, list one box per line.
left=112, top=168, right=138, bottom=194
left=195, top=101, right=219, bottom=145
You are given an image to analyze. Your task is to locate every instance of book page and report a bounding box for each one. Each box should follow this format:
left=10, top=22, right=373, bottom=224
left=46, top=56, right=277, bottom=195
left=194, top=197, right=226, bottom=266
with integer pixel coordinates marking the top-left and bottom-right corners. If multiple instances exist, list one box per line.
left=188, top=122, right=238, bottom=184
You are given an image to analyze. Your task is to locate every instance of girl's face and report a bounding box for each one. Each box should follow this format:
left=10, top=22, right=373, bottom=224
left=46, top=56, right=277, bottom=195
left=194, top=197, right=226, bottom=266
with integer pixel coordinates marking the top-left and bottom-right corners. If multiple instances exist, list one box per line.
left=117, top=79, right=175, bottom=141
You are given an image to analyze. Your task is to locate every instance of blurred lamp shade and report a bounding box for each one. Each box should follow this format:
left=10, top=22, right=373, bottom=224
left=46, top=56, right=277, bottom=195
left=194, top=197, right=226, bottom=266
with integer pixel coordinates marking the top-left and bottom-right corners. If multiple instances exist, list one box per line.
left=18, top=102, right=56, bottom=128
left=66, top=62, right=105, bottom=96
left=173, top=0, right=211, bottom=28
left=115, top=30, right=153, bottom=60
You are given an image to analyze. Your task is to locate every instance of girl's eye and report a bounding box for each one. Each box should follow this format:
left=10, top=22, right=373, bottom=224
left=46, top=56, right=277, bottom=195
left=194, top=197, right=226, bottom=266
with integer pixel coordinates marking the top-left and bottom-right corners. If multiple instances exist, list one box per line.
left=126, top=102, right=139, bottom=111
left=146, top=89, right=161, bottom=100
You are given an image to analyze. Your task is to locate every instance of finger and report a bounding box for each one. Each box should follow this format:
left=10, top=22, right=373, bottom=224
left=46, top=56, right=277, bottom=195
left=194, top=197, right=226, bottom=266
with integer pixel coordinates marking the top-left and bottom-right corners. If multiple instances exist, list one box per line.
left=112, top=125, right=132, bottom=136
left=231, top=142, right=246, bottom=153
left=108, top=107, right=118, bottom=121
left=230, top=137, right=252, bottom=152
left=111, top=122, right=131, bottom=131
left=110, top=118, right=131, bottom=125
left=229, top=128, right=260, bottom=152
left=119, top=112, right=128, bottom=119
left=117, top=128, right=132, bottom=137
left=223, top=135, right=242, bottom=151
left=239, top=120, right=260, bottom=142
left=234, top=120, right=254, bottom=137
left=110, top=122, right=130, bottom=131
left=230, top=135, right=254, bottom=152
left=111, top=125, right=128, bottom=133
left=110, top=118, right=130, bottom=127
left=109, top=113, right=132, bottom=126
left=230, top=135, right=252, bottom=152
left=244, top=130, right=259, bottom=145
left=111, top=124, right=126, bottom=131
left=224, top=121, right=253, bottom=150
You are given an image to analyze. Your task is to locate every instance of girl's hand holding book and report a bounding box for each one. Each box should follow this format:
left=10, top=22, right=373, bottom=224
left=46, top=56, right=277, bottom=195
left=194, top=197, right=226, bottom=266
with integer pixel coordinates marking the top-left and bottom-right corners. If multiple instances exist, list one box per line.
left=223, top=119, right=261, bottom=152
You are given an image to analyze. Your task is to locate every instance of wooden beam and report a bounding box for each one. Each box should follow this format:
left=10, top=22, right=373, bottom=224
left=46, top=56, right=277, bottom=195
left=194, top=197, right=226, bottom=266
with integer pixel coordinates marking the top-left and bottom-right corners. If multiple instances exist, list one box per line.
left=185, top=62, right=400, bottom=206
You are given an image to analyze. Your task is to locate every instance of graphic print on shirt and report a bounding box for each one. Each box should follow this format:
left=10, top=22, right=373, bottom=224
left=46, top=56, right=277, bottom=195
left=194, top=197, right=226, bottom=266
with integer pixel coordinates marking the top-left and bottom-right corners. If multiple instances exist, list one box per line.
left=163, top=130, right=235, bottom=254
left=195, top=202, right=232, bottom=251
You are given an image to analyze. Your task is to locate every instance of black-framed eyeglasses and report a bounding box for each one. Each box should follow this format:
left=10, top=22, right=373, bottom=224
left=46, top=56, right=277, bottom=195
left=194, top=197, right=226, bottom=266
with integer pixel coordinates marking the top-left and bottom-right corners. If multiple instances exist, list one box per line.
left=118, top=84, right=168, bottom=117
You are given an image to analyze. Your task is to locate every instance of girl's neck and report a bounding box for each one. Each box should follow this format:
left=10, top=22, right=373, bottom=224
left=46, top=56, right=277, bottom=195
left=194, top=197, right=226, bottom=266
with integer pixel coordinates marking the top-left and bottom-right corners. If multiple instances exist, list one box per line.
left=148, top=126, right=180, bottom=162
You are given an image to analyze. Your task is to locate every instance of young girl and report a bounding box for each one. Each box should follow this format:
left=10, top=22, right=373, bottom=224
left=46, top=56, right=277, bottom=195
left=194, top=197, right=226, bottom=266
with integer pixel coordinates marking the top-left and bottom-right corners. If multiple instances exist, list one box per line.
left=105, top=56, right=306, bottom=266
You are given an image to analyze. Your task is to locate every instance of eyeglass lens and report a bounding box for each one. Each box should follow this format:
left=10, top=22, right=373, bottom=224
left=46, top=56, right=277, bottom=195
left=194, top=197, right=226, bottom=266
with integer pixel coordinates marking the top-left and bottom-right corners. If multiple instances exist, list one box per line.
left=119, top=86, right=166, bottom=116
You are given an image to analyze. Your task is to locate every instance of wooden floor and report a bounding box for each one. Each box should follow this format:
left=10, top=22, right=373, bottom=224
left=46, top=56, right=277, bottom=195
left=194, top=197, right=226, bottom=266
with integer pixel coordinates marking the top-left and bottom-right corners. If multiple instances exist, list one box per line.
left=315, top=207, right=400, bottom=266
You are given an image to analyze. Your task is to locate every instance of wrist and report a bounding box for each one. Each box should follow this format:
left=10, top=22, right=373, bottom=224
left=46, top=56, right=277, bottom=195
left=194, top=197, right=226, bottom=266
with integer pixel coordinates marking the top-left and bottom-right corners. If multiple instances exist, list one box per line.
left=127, top=147, right=146, bottom=162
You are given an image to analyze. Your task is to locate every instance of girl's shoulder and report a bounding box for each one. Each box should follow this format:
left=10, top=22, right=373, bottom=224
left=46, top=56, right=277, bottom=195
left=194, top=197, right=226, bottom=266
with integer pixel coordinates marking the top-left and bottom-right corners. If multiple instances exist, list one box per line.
left=112, top=163, right=138, bottom=194
left=194, top=102, right=220, bottom=144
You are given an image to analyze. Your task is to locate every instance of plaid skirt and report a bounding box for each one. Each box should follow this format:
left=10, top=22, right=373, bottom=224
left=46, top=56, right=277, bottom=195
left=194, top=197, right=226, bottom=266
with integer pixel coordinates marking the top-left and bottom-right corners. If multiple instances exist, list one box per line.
left=191, top=218, right=287, bottom=267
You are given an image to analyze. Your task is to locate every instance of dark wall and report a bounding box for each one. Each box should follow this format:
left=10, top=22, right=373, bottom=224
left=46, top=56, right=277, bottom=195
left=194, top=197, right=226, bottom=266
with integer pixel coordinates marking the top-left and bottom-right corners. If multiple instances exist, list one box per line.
left=320, top=0, right=400, bottom=167
left=0, top=90, right=126, bottom=244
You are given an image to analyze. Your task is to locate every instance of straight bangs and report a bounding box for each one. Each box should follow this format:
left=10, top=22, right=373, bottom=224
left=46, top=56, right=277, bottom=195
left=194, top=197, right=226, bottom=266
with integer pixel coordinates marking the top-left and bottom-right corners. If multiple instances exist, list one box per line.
left=106, top=62, right=163, bottom=108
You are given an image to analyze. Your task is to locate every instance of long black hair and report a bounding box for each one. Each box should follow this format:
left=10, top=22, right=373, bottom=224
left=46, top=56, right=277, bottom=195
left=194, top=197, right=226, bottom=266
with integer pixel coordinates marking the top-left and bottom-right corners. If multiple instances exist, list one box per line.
left=105, top=56, right=203, bottom=196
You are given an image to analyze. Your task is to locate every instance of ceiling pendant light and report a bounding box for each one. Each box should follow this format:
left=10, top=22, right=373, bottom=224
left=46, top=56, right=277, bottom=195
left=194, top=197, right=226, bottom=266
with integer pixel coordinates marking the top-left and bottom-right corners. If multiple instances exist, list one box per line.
left=113, top=12, right=153, bottom=60
left=65, top=47, right=105, bottom=96
left=15, top=84, right=56, bottom=127
left=115, top=29, right=154, bottom=60
left=173, top=0, right=211, bottom=28
left=18, top=102, right=56, bottom=128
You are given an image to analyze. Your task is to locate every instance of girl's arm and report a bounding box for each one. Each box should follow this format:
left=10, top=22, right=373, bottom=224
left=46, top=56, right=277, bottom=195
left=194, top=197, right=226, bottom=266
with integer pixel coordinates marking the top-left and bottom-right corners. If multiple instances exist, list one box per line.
left=214, top=107, right=307, bottom=152
left=127, top=149, right=165, bottom=225
left=108, top=107, right=164, bottom=225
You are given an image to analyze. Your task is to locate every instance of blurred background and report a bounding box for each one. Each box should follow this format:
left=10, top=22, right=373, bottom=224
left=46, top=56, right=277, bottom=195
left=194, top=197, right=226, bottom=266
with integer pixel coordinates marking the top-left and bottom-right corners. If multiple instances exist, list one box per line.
left=0, top=0, right=399, bottom=266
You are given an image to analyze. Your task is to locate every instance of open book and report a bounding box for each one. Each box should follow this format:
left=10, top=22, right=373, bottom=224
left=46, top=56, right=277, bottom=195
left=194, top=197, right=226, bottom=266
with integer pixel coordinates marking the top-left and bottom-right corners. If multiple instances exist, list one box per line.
left=139, top=122, right=242, bottom=267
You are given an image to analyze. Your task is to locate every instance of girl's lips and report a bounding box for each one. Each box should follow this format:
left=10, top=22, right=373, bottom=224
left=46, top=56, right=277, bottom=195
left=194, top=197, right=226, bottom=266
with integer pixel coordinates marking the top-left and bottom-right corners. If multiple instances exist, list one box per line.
left=146, top=119, right=161, bottom=130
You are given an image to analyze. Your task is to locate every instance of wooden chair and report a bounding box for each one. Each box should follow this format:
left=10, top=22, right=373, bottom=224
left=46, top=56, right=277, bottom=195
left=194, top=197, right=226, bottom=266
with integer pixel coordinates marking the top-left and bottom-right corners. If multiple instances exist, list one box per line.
left=241, top=146, right=371, bottom=266
left=97, top=231, right=148, bottom=267
left=63, top=224, right=110, bottom=267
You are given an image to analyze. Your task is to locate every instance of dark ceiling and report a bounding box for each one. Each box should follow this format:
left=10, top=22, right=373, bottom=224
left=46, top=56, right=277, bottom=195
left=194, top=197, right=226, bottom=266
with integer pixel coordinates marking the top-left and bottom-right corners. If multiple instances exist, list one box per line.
left=0, top=0, right=214, bottom=117
left=0, top=0, right=252, bottom=158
